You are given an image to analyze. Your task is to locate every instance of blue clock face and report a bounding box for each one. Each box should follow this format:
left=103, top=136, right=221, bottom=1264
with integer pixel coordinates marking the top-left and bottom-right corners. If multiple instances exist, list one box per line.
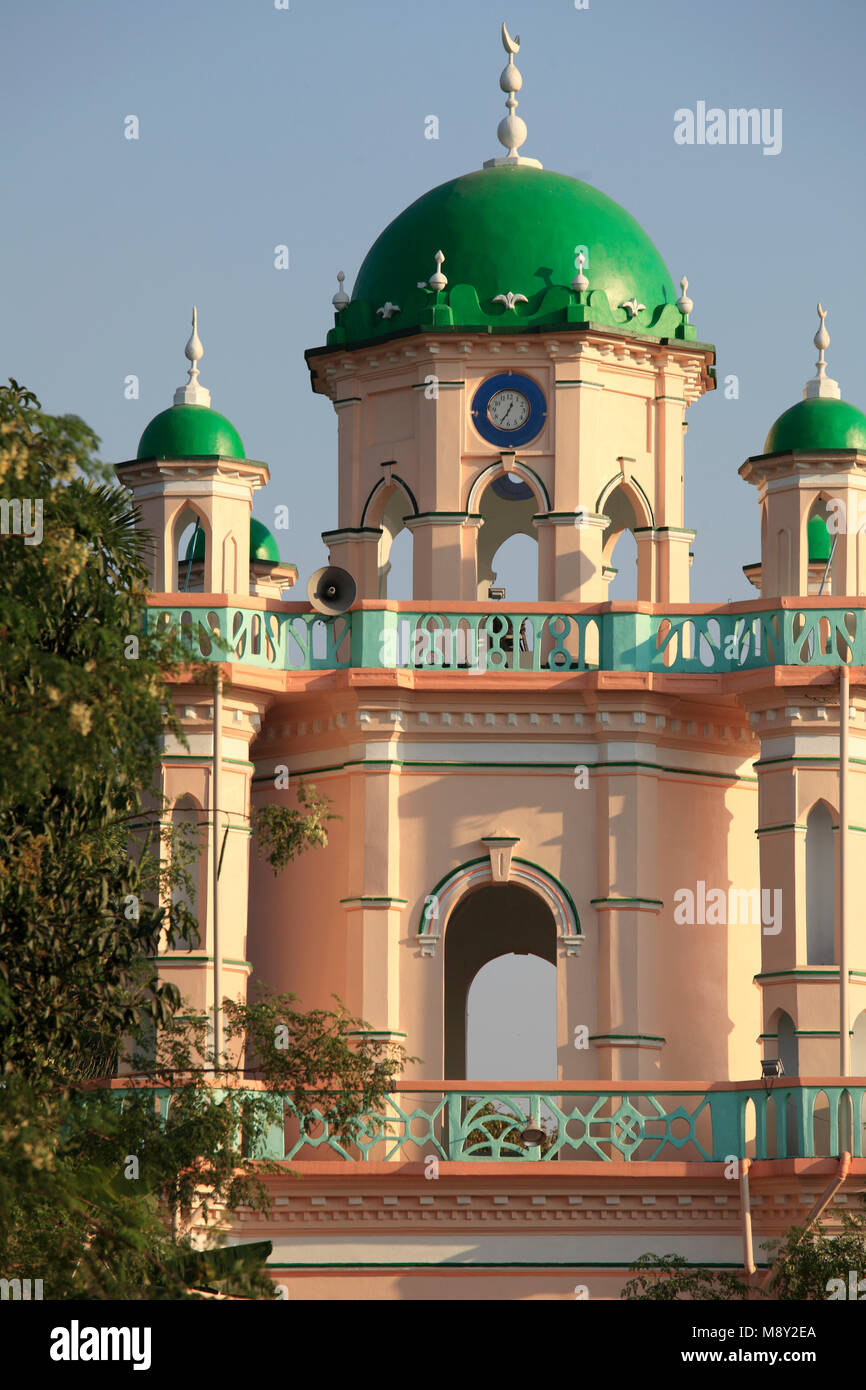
left=471, top=373, right=547, bottom=448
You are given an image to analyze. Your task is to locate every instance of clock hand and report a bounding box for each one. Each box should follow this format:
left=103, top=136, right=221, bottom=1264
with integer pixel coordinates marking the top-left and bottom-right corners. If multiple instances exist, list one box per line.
left=501, top=403, right=514, bottom=424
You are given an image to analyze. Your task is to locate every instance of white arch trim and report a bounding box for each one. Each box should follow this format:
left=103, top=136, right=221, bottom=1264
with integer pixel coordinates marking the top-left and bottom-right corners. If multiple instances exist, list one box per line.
left=419, top=855, right=581, bottom=957
left=595, top=473, right=655, bottom=527
left=466, top=460, right=551, bottom=514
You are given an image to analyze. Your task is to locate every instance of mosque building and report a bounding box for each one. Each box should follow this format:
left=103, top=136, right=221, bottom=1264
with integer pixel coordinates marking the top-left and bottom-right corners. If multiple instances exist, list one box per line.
left=116, top=26, right=866, bottom=1299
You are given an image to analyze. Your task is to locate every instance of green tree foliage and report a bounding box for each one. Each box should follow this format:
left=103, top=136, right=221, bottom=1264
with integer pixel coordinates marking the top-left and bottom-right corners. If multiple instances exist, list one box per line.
left=252, top=779, right=340, bottom=874
left=621, top=1254, right=753, bottom=1301
left=0, top=379, right=194, bottom=1079
left=0, top=382, right=413, bottom=1297
left=765, top=1208, right=866, bottom=1300
left=622, top=1203, right=866, bottom=1300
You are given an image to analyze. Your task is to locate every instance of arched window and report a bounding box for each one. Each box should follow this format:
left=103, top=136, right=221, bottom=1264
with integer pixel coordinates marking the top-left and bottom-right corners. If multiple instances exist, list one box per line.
left=606, top=527, right=638, bottom=601
left=170, top=795, right=203, bottom=952
left=805, top=803, right=835, bottom=964
left=383, top=526, right=413, bottom=600
left=444, top=882, right=557, bottom=1079
left=467, top=953, right=556, bottom=1081
left=173, top=507, right=208, bottom=593
left=776, top=1010, right=798, bottom=1078
left=600, top=483, right=645, bottom=601
left=375, top=485, right=415, bottom=599
left=806, top=499, right=834, bottom=597
left=489, top=532, right=538, bottom=602
left=476, top=471, right=539, bottom=601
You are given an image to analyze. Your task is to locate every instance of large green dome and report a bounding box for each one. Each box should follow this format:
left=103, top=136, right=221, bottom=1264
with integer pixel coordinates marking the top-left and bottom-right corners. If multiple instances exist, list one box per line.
left=137, top=404, right=245, bottom=461
left=764, top=398, right=866, bottom=455
left=327, top=165, right=689, bottom=346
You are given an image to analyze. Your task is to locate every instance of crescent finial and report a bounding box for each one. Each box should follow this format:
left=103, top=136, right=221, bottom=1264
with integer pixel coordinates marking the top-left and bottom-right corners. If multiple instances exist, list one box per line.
left=502, top=22, right=520, bottom=54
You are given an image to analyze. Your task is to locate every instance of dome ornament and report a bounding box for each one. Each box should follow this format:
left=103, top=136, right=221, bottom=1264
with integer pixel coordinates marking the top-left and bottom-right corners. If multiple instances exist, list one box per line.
left=676, top=276, right=693, bottom=322
left=376, top=301, right=401, bottom=320
left=425, top=249, right=448, bottom=293
left=482, top=23, right=543, bottom=170
left=803, top=302, right=841, bottom=400
left=619, top=297, right=646, bottom=321
left=331, top=271, right=350, bottom=313
left=174, top=306, right=211, bottom=407
left=571, top=250, right=589, bottom=294
left=492, top=291, right=528, bottom=311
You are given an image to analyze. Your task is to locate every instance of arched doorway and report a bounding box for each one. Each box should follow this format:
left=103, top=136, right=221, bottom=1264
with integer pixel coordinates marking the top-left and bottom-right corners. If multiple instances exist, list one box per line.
left=444, top=882, right=557, bottom=1079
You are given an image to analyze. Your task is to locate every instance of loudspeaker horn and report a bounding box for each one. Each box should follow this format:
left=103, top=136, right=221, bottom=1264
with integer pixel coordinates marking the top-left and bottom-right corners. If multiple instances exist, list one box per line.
left=307, top=565, right=357, bottom=615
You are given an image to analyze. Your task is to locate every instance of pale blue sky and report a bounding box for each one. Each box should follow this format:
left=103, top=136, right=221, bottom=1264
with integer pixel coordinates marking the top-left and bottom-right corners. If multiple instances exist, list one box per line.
left=3, top=0, right=865, bottom=609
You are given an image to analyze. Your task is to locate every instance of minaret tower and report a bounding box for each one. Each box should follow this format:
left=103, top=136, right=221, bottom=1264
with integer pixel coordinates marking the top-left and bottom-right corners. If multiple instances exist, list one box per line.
left=741, top=307, right=866, bottom=1075
left=115, top=313, right=294, bottom=1043
left=307, top=26, right=715, bottom=607
left=741, top=306, right=866, bottom=597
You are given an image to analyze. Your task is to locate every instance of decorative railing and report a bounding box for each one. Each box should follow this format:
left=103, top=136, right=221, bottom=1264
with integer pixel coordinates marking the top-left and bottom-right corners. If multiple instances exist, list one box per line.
left=244, top=1081, right=866, bottom=1164
left=147, top=601, right=866, bottom=674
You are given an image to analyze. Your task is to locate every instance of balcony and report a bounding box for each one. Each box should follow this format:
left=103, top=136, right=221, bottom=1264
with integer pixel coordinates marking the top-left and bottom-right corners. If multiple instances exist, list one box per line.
left=230, top=1081, right=866, bottom=1164
left=146, top=598, right=866, bottom=675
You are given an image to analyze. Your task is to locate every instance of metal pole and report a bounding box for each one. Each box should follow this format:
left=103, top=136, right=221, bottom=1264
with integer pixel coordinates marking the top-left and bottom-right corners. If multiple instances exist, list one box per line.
left=840, top=664, right=850, bottom=1076
left=212, top=671, right=224, bottom=1069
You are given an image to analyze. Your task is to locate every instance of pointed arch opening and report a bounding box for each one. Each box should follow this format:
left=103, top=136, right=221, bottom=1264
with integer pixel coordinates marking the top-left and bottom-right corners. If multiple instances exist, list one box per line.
left=172, top=505, right=210, bottom=594
left=805, top=497, right=834, bottom=596
left=598, top=480, right=652, bottom=601
left=369, top=482, right=415, bottom=599
left=475, top=466, right=541, bottom=601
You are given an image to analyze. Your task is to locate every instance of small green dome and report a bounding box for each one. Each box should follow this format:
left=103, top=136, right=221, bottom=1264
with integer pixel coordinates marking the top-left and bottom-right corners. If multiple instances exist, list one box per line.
left=137, top=404, right=245, bottom=461
left=250, top=517, right=280, bottom=565
left=184, top=516, right=280, bottom=565
left=764, top=398, right=866, bottom=455
left=807, top=514, right=832, bottom=564
left=329, top=165, right=684, bottom=346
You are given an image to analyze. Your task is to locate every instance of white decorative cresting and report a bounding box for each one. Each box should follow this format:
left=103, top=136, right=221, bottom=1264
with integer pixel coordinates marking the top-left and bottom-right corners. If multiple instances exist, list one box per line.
left=571, top=250, right=589, bottom=293
left=173, top=306, right=211, bottom=406
left=492, top=291, right=528, bottom=310
left=376, top=301, right=401, bottom=320
left=331, top=270, right=349, bottom=313
left=676, top=275, right=693, bottom=322
left=619, top=297, right=646, bottom=320
left=482, top=23, right=543, bottom=170
left=803, top=302, right=841, bottom=400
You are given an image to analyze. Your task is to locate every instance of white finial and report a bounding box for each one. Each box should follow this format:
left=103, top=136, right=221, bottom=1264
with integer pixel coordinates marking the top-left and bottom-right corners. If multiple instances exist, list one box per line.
left=428, top=250, right=448, bottom=292
left=482, top=23, right=543, bottom=170
left=571, top=250, right=589, bottom=293
left=332, top=270, right=349, bottom=313
left=174, top=306, right=211, bottom=406
left=676, top=276, right=693, bottom=321
left=803, top=302, right=841, bottom=399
